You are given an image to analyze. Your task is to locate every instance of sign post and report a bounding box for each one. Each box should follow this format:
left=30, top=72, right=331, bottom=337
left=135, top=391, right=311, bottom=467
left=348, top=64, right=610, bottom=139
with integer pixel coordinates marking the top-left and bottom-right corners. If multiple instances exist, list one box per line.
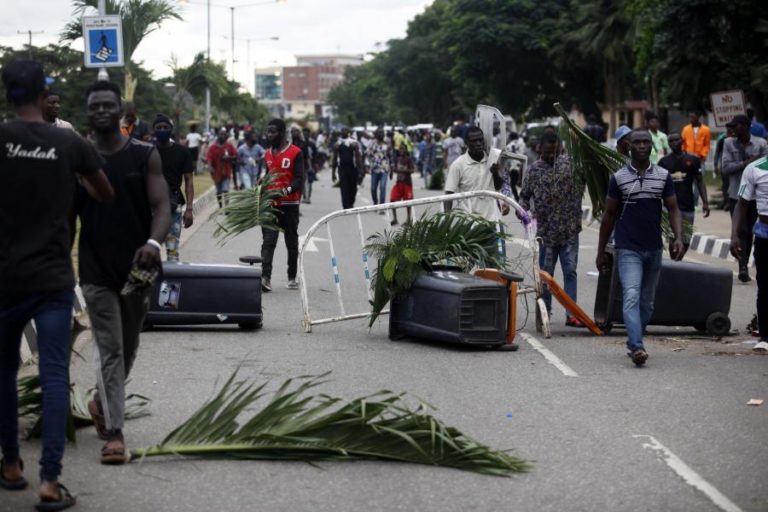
left=82, top=15, right=124, bottom=79
left=710, top=90, right=746, bottom=129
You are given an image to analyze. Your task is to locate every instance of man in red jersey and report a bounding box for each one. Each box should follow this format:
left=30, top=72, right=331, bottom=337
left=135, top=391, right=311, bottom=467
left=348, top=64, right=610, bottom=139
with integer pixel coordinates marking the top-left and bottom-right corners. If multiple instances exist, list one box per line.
left=261, top=118, right=304, bottom=292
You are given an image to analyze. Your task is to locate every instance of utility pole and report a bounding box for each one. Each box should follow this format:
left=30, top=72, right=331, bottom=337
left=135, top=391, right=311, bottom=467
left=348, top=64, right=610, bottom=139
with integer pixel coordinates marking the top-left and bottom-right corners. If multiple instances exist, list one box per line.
left=205, top=0, right=211, bottom=135
left=230, top=7, right=236, bottom=81
left=97, top=0, right=109, bottom=81
left=17, top=30, right=44, bottom=59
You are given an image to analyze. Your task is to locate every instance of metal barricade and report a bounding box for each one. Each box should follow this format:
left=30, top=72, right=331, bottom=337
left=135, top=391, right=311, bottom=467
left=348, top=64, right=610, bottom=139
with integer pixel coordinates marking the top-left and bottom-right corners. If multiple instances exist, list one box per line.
left=297, top=190, right=551, bottom=337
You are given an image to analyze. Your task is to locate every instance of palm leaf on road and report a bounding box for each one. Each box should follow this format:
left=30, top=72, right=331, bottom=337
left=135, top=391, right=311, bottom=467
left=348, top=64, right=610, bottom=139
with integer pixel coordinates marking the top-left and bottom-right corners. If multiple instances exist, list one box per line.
left=131, top=371, right=530, bottom=476
left=209, top=173, right=283, bottom=244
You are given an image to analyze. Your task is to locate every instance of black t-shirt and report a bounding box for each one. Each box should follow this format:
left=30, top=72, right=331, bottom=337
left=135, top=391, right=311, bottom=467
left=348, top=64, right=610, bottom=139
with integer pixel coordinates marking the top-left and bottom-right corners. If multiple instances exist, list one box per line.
left=75, top=138, right=154, bottom=290
left=0, top=120, right=103, bottom=293
left=156, top=142, right=192, bottom=207
left=658, top=152, right=701, bottom=212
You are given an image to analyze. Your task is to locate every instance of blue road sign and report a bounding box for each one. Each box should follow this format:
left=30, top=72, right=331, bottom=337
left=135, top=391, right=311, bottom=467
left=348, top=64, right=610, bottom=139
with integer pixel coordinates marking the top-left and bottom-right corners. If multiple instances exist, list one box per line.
left=83, top=16, right=124, bottom=68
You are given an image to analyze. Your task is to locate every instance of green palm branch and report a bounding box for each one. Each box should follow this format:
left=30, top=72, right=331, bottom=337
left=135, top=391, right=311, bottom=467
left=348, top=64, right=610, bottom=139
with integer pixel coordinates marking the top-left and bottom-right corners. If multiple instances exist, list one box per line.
left=365, top=211, right=508, bottom=326
left=130, top=371, right=530, bottom=476
left=209, top=173, right=284, bottom=245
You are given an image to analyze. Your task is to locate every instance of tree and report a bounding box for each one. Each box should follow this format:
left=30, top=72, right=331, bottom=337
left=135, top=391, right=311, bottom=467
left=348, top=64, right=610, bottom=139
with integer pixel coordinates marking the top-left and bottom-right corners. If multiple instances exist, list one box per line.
left=167, top=53, right=228, bottom=135
left=61, top=0, right=182, bottom=101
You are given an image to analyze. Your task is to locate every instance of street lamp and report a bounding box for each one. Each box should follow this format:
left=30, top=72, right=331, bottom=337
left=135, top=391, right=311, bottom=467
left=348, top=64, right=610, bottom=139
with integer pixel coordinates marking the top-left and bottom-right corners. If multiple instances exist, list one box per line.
left=177, top=0, right=286, bottom=133
left=223, top=35, right=279, bottom=85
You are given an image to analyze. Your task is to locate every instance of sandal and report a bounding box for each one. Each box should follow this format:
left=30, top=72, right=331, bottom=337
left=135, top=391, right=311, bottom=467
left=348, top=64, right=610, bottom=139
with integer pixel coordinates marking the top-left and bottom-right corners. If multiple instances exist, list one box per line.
left=0, top=458, right=28, bottom=490
left=101, top=436, right=128, bottom=465
left=631, top=349, right=648, bottom=367
left=35, top=482, right=76, bottom=512
left=88, top=399, right=109, bottom=440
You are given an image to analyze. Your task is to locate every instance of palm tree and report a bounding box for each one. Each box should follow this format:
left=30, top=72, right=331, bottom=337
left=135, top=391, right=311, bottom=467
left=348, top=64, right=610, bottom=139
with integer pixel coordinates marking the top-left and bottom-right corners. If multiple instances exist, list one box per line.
left=167, top=52, right=228, bottom=134
left=61, top=0, right=182, bottom=101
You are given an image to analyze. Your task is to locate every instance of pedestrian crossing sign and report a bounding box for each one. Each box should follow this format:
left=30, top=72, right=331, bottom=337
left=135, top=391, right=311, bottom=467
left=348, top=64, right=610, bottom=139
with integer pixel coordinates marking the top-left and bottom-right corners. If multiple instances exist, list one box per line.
left=82, top=15, right=124, bottom=68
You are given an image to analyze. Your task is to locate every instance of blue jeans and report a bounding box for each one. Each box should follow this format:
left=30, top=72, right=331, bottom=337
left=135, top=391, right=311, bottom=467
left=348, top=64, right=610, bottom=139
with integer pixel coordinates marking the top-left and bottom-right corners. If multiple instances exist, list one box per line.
left=370, top=172, right=388, bottom=205
left=0, top=289, right=74, bottom=481
left=617, top=249, right=662, bottom=353
left=538, top=236, right=579, bottom=315
left=240, top=167, right=257, bottom=189
left=165, top=207, right=182, bottom=262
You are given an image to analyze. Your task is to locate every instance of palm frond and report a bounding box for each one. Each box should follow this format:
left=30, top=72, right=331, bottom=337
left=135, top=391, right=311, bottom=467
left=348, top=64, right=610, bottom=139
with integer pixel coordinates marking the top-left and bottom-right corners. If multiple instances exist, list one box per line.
left=131, top=371, right=530, bottom=476
left=365, top=211, right=509, bottom=326
left=209, top=173, right=283, bottom=245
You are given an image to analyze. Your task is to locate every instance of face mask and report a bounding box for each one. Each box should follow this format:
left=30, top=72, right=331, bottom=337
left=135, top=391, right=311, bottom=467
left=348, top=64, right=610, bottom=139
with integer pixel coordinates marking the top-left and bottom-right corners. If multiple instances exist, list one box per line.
left=155, top=129, right=172, bottom=143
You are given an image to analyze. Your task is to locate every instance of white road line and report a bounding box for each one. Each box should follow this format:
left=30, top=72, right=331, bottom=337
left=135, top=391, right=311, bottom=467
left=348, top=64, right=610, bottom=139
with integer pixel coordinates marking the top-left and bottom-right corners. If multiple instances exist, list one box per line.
left=633, top=435, right=743, bottom=512
left=519, top=332, right=578, bottom=377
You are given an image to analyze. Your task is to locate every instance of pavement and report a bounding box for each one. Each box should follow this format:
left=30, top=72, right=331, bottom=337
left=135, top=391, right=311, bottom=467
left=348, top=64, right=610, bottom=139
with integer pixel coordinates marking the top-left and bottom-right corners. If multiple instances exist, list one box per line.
left=6, top=173, right=767, bottom=512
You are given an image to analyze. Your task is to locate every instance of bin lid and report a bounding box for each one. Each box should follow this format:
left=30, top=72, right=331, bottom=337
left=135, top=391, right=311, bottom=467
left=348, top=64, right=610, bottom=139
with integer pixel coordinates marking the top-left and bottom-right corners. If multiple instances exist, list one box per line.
left=161, top=262, right=261, bottom=279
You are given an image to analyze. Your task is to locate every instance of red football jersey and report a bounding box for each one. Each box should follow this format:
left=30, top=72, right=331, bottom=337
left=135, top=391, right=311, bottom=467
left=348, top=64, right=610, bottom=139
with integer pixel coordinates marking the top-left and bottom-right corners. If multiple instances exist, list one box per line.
left=264, top=144, right=302, bottom=205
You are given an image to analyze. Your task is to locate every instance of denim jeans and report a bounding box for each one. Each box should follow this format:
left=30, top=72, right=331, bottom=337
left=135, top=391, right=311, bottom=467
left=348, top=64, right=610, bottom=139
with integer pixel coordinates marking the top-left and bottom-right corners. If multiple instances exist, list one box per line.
left=616, top=249, right=662, bottom=353
left=0, top=289, right=74, bottom=481
left=370, top=171, right=388, bottom=205
left=538, top=236, right=579, bottom=315
left=165, top=207, right=182, bottom=262
left=240, top=168, right=258, bottom=190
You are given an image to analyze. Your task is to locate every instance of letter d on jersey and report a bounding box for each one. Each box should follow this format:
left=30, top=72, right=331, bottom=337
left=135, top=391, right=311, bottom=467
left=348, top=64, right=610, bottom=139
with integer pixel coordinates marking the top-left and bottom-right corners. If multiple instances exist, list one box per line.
left=282, top=157, right=291, bottom=169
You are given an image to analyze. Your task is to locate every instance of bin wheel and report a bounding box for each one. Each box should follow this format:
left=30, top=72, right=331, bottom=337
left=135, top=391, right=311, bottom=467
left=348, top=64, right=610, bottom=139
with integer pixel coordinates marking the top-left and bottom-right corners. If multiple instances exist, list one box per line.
left=705, top=313, right=731, bottom=336
left=238, top=321, right=262, bottom=331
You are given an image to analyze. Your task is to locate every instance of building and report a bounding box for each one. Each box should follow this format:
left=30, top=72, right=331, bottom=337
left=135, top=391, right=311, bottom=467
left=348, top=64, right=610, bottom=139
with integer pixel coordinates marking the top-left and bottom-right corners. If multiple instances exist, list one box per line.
left=255, top=54, right=363, bottom=121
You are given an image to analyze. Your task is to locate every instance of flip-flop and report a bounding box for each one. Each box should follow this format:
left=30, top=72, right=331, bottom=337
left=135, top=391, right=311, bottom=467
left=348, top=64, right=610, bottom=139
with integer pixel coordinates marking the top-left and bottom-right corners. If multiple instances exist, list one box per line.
left=0, top=458, right=28, bottom=490
left=88, top=399, right=109, bottom=440
left=35, top=482, right=76, bottom=512
left=753, top=341, right=768, bottom=353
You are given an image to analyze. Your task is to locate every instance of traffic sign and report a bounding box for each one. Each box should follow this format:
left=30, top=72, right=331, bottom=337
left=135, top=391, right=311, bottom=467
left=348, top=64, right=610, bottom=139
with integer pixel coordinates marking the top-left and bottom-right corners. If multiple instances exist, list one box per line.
left=82, top=15, right=124, bottom=68
left=710, top=89, right=746, bottom=128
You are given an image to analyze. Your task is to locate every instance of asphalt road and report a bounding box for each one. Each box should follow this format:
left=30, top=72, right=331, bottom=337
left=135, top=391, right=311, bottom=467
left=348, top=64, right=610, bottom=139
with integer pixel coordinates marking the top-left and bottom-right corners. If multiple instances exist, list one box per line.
left=6, top=171, right=767, bottom=512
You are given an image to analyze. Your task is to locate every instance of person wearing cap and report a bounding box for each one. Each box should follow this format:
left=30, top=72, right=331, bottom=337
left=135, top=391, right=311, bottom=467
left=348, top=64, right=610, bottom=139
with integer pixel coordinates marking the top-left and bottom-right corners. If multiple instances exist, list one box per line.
left=74, top=80, right=170, bottom=466
left=205, top=127, right=237, bottom=208
left=153, top=113, right=194, bottom=262
left=42, top=90, right=75, bottom=131
left=680, top=111, right=711, bottom=162
left=722, top=113, right=768, bottom=281
left=614, top=125, right=632, bottom=157
left=0, top=59, right=113, bottom=511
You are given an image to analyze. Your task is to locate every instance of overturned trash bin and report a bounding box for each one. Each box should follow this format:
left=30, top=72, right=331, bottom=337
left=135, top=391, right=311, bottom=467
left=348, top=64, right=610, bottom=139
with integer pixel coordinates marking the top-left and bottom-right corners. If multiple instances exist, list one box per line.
left=389, top=270, right=509, bottom=348
left=594, top=249, right=732, bottom=335
left=145, top=258, right=263, bottom=330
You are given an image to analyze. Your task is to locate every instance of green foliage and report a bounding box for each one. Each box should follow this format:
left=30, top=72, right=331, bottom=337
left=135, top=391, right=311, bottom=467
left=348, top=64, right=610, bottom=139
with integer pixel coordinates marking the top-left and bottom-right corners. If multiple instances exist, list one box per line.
left=365, top=211, right=508, bottom=326
left=428, top=168, right=445, bottom=190
left=210, top=173, right=283, bottom=244
left=131, top=370, right=531, bottom=476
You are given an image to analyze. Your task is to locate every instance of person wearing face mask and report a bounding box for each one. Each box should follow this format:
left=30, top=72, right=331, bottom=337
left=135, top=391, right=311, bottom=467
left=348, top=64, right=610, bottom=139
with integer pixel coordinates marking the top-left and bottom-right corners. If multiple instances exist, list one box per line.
left=153, top=114, right=194, bottom=262
left=205, top=128, right=237, bottom=209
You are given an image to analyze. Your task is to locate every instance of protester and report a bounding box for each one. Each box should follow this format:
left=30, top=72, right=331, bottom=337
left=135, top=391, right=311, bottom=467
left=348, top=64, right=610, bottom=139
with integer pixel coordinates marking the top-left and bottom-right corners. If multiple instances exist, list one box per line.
left=583, top=114, right=606, bottom=143
left=680, top=111, right=711, bottom=163
left=237, top=131, right=265, bottom=189
left=42, top=90, right=74, bottom=130
left=444, top=125, right=503, bottom=219
left=714, top=127, right=735, bottom=210
left=418, top=131, right=437, bottom=189
left=721, top=114, right=768, bottom=282
left=615, top=125, right=632, bottom=157
left=596, top=129, right=684, bottom=367
left=261, top=119, right=304, bottom=292
left=0, top=60, right=113, bottom=511
left=730, top=154, right=768, bottom=352
left=205, top=127, right=237, bottom=209
left=658, top=133, right=709, bottom=257
left=119, top=101, right=151, bottom=141
left=443, top=126, right=466, bottom=169
left=390, top=145, right=416, bottom=226
left=366, top=128, right=391, bottom=210
left=502, top=132, right=526, bottom=201
left=186, top=123, right=202, bottom=173
left=647, top=113, right=669, bottom=164
left=290, top=126, right=312, bottom=204
left=331, top=127, right=362, bottom=209
left=302, top=127, right=319, bottom=203
left=520, top=133, right=585, bottom=327
left=153, top=114, right=194, bottom=262
left=75, top=80, right=170, bottom=466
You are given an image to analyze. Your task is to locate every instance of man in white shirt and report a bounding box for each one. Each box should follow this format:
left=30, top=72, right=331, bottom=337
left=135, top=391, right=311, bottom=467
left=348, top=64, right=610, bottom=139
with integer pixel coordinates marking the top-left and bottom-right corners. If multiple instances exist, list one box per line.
left=442, top=126, right=466, bottom=170
left=444, top=125, right=504, bottom=221
left=185, top=124, right=202, bottom=173
left=42, top=90, right=74, bottom=131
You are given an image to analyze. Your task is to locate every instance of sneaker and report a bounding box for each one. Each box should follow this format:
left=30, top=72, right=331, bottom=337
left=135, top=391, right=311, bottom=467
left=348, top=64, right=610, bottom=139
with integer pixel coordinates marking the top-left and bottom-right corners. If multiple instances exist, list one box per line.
left=261, top=278, right=272, bottom=292
left=738, top=269, right=752, bottom=282
left=286, top=279, right=299, bottom=289
left=631, top=349, right=648, bottom=366
left=565, top=317, right=585, bottom=328
left=753, top=341, right=768, bottom=353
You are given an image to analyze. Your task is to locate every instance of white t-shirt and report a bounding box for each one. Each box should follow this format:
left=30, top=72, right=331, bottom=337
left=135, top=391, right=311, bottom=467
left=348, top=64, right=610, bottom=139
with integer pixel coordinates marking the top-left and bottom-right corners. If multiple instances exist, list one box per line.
left=186, top=132, right=202, bottom=148
left=444, top=148, right=501, bottom=222
left=53, top=118, right=75, bottom=131
left=443, top=136, right=466, bottom=167
left=738, top=156, right=768, bottom=215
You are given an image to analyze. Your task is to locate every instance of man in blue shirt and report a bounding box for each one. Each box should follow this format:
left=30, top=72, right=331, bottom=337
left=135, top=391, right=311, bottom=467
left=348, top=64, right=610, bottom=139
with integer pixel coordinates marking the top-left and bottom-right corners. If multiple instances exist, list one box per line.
left=596, top=129, right=684, bottom=366
left=237, top=131, right=265, bottom=189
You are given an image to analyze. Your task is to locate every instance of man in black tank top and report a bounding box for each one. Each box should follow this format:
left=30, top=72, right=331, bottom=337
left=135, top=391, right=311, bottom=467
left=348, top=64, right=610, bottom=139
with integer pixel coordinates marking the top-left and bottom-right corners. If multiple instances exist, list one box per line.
left=331, top=127, right=362, bottom=209
left=74, top=81, right=170, bottom=465
left=0, top=60, right=114, bottom=511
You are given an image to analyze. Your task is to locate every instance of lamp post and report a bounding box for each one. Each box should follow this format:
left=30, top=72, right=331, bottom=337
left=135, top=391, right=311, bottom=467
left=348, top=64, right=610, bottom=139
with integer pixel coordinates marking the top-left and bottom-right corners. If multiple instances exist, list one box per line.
left=223, top=36, right=279, bottom=89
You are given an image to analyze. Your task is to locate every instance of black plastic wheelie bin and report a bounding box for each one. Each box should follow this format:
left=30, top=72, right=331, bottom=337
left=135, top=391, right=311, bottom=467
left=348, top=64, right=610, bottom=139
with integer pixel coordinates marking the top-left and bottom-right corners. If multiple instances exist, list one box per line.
left=593, top=247, right=732, bottom=335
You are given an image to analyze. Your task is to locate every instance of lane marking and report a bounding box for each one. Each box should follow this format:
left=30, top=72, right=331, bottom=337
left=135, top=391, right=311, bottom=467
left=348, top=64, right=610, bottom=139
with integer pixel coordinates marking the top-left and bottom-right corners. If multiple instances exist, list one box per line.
left=298, top=235, right=328, bottom=252
left=519, top=332, right=578, bottom=377
left=633, top=435, right=743, bottom=512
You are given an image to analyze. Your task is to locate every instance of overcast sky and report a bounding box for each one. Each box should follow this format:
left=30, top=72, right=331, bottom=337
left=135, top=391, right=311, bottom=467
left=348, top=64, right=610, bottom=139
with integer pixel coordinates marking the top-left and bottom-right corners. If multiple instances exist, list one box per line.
left=0, top=0, right=433, bottom=92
